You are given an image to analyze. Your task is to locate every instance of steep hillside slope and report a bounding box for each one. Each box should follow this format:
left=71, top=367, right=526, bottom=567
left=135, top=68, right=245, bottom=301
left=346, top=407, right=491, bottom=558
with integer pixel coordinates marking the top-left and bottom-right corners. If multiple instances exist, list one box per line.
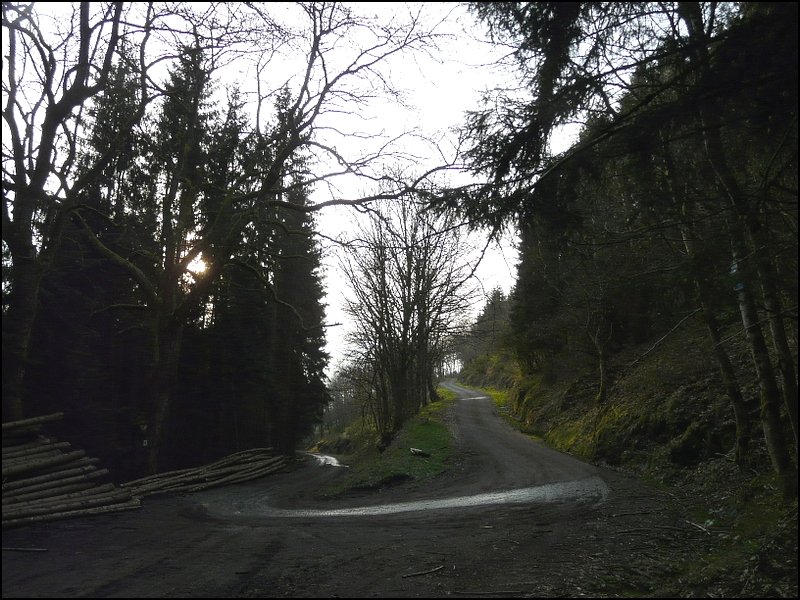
left=460, top=317, right=797, bottom=596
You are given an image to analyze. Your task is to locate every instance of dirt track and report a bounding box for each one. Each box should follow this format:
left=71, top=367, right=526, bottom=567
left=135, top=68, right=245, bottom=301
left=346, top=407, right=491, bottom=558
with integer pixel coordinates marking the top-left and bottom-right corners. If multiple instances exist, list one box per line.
left=2, top=384, right=710, bottom=598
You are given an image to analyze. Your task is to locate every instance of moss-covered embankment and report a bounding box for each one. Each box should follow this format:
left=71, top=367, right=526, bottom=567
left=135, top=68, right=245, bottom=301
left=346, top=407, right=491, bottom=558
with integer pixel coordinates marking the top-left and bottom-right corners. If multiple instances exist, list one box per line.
left=459, top=319, right=797, bottom=598
left=310, top=387, right=459, bottom=497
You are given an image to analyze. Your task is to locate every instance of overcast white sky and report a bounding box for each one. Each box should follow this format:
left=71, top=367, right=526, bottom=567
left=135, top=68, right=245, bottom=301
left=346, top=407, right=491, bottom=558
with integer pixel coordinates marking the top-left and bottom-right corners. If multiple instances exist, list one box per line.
left=14, top=2, right=522, bottom=376
left=308, top=3, right=521, bottom=375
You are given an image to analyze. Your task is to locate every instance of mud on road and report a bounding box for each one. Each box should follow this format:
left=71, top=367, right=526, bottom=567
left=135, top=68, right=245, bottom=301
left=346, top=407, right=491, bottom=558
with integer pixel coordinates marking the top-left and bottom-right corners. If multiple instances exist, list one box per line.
left=2, top=384, right=711, bottom=598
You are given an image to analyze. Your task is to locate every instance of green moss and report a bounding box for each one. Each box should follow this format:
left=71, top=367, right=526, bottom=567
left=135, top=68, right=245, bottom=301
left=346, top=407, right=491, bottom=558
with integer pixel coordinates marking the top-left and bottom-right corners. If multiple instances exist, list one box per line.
left=311, top=414, right=380, bottom=455
left=674, top=473, right=798, bottom=596
left=511, top=375, right=543, bottom=414
left=461, top=318, right=796, bottom=596
left=481, top=387, right=510, bottom=408
left=317, top=389, right=456, bottom=497
left=459, top=350, right=520, bottom=389
left=544, top=419, right=583, bottom=452
left=435, top=386, right=460, bottom=405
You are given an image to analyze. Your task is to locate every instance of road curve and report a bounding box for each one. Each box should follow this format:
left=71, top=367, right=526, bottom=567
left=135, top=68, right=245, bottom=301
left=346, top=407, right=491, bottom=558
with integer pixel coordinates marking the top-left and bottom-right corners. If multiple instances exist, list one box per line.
left=4, top=383, right=687, bottom=599
left=440, top=381, right=605, bottom=492
left=196, top=381, right=609, bottom=519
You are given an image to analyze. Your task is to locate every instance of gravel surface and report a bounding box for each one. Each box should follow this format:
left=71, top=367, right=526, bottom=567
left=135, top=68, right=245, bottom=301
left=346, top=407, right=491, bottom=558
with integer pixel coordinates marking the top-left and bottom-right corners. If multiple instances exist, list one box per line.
left=2, top=383, right=710, bottom=598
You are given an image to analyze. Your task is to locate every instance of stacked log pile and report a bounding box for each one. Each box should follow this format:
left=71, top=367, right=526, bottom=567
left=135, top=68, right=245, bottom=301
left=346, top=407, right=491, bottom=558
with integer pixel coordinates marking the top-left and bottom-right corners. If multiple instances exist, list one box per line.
left=2, top=413, right=140, bottom=529
left=121, top=448, right=288, bottom=497
left=3, top=414, right=290, bottom=528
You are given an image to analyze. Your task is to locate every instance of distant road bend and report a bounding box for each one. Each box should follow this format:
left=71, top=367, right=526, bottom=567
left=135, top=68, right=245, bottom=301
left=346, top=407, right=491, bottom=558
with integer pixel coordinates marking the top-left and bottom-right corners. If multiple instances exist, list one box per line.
left=197, top=381, right=610, bottom=519
left=5, top=382, right=682, bottom=600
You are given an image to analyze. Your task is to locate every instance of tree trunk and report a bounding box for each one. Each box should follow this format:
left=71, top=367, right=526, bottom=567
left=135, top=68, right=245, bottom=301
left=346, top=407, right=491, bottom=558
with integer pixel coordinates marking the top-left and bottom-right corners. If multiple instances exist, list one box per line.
left=588, top=315, right=610, bottom=406
left=145, top=317, right=184, bottom=475
left=2, top=252, right=44, bottom=421
left=702, top=301, right=753, bottom=465
left=717, top=170, right=795, bottom=495
left=663, top=141, right=754, bottom=464
left=391, top=368, right=410, bottom=433
left=754, top=237, right=798, bottom=449
left=679, top=0, right=796, bottom=497
left=596, top=346, right=608, bottom=406
left=680, top=225, right=753, bottom=466
left=426, top=364, right=440, bottom=406
left=730, top=226, right=795, bottom=496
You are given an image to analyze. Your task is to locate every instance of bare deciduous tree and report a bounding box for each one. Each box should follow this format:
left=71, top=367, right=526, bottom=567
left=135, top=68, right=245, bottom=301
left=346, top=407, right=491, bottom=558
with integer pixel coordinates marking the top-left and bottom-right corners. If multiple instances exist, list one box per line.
left=3, top=2, right=453, bottom=472
left=340, top=193, right=476, bottom=444
left=3, top=2, right=126, bottom=420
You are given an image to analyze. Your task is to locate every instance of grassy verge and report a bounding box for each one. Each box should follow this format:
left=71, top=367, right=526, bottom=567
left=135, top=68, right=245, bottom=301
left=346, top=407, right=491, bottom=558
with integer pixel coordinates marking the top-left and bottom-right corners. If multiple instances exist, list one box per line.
left=314, top=387, right=458, bottom=498
left=479, top=386, right=509, bottom=408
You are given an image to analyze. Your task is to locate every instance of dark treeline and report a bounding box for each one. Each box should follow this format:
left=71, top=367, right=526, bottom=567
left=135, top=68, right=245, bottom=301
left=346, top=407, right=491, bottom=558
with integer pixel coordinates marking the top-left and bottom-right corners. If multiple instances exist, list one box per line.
left=332, top=196, right=476, bottom=447
left=2, top=3, right=440, bottom=479
left=17, top=45, right=329, bottom=480
left=4, top=2, right=796, bottom=488
left=454, top=3, right=797, bottom=496
left=457, top=287, right=517, bottom=389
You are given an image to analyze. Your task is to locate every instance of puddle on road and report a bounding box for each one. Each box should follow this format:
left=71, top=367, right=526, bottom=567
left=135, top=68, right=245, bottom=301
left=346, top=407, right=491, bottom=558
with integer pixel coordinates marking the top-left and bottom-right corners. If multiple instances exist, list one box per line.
left=258, top=476, right=608, bottom=518
left=251, top=392, right=611, bottom=519
left=306, top=453, right=349, bottom=468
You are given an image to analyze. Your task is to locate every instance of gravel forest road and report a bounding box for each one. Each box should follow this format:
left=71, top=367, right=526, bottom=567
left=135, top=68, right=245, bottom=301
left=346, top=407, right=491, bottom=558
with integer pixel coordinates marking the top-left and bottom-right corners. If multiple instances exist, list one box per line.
left=2, top=383, right=706, bottom=598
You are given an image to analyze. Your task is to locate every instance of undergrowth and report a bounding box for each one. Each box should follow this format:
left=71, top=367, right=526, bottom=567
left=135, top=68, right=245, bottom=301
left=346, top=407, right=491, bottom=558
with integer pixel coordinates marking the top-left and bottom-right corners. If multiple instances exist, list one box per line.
left=460, top=318, right=797, bottom=598
left=311, top=388, right=458, bottom=498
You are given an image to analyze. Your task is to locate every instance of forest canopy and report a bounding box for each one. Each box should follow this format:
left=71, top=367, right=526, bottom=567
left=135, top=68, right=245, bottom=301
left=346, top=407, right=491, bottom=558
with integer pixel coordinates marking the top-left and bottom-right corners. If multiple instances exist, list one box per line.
left=2, top=2, right=462, bottom=477
left=2, top=2, right=797, bottom=494
left=454, top=1, right=797, bottom=497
